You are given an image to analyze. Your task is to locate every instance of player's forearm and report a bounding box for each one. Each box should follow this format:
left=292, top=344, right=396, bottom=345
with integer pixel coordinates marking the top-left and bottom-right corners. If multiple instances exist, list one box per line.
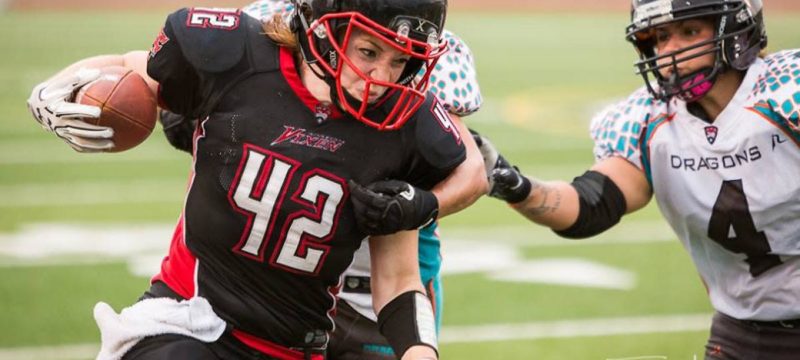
left=432, top=115, right=488, bottom=218
left=510, top=179, right=580, bottom=231
left=369, top=231, right=424, bottom=314
left=49, top=51, right=157, bottom=98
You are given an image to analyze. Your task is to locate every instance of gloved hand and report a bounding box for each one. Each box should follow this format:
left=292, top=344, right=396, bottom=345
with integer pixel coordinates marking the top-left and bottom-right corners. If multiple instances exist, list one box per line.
left=159, top=109, right=197, bottom=154
left=28, top=68, right=114, bottom=152
left=349, top=179, right=439, bottom=236
left=27, top=68, right=114, bottom=152
left=470, top=129, right=531, bottom=204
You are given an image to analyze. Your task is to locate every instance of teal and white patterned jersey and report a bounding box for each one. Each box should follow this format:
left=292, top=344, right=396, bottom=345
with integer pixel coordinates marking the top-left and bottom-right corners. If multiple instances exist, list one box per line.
left=242, top=0, right=482, bottom=328
left=591, top=50, right=800, bottom=321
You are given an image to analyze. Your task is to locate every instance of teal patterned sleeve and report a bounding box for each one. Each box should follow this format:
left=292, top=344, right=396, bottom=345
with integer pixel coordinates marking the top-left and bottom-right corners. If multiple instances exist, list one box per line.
left=420, top=30, right=483, bottom=117
left=242, top=0, right=294, bottom=22
left=589, top=87, right=663, bottom=170
left=750, top=50, right=800, bottom=138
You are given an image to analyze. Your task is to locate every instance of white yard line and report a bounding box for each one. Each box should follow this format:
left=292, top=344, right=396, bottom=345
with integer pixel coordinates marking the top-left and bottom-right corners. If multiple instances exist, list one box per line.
left=440, top=313, right=711, bottom=343
left=0, top=343, right=98, bottom=360
left=0, top=313, right=711, bottom=360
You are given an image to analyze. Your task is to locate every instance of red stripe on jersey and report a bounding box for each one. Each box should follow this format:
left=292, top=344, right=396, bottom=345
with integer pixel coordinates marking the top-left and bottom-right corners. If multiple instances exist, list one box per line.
left=232, top=329, right=324, bottom=360
left=279, top=47, right=343, bottom=120
left=152, top=117, right=208, bottom=297
left=151, top=215, right=197, bottom=299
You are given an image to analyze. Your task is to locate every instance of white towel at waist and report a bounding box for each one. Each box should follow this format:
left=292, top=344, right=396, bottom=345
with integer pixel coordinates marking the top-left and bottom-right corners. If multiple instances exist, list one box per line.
left=94, top=296, right=227, bottom=360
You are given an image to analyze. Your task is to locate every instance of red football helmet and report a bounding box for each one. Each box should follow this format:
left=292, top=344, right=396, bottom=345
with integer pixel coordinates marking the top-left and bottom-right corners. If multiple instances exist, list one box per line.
left=292, top=0, right=448, bottom=130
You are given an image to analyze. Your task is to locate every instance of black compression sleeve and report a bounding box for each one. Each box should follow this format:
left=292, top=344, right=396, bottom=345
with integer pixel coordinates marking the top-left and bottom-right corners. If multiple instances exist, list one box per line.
left=554, top=171, right=626, bottom=239
left=377, top=291, right=438, bottom=358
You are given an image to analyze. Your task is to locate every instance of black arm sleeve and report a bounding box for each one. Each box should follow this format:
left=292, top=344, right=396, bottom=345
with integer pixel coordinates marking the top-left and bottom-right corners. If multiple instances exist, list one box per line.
left=554, top=170, right=627, bottom=239
left=401, top=96, right=467, bottom=190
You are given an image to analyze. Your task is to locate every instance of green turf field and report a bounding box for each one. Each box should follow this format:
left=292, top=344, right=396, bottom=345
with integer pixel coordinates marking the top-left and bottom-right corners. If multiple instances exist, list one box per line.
left=0, top=8, right=798, bottom=360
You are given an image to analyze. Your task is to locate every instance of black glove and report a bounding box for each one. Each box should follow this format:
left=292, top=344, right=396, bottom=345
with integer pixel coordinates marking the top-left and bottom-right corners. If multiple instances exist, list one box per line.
left=349, top=179, right=439, bottom=236
left=159, top=109, right=197, bottom=154
left=470, top=128, right=532, bottom=204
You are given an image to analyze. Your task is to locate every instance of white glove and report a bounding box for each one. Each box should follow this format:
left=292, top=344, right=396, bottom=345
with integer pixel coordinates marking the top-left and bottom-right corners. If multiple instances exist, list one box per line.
left=27, top=68, right=115, bottom=153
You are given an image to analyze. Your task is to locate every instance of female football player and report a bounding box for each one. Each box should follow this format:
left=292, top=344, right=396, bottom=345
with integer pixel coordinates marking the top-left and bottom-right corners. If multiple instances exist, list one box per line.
left=27, top=0, right=468, bottom=359
left=478, top=0, right=800, bottom=359
left=153, top=1, right=486, bottom=359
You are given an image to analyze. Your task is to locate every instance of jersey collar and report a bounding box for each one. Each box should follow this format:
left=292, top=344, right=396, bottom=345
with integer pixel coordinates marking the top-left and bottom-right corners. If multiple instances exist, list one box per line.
left=279, top=46, right=343, bottom=120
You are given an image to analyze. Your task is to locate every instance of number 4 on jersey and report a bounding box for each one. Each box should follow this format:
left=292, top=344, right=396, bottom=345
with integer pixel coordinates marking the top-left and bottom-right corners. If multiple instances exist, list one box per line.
left=707, top=179, right=782, bottom=277
left=229, top=144, right=346, bottom=275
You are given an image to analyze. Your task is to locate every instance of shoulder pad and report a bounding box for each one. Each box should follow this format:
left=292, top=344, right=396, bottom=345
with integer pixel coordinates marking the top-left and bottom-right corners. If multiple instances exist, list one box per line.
left=167, top=7, right=251, bottom=73
left=412, top=94, right=466, bottom=171
left=243, top=0, right=294, bottom=22
left=750, top=50, right=800, bottom=133
left=589, top=87, right=668, bottom=170
left=421, top=30, right=483, bottom=117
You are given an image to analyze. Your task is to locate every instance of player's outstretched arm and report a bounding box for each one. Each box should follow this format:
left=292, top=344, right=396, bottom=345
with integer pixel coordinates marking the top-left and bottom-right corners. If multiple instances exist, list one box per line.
left=370, top=230, right=438, bottom=360
left=474, top=130, right=652, bottom=238
left=27, top=51, right=156, bottom=152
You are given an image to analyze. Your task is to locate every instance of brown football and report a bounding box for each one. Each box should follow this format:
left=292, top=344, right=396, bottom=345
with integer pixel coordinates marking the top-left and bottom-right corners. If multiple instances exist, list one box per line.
left=75, top=66, right=157, bottom=152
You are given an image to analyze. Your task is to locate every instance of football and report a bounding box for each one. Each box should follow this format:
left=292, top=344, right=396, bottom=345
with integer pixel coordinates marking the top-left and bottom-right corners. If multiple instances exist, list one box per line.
left=75, top=66, right=157, bottom=152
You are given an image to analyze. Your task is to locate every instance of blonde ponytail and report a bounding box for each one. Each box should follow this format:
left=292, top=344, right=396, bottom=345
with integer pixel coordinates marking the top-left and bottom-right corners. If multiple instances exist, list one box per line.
left=262, top=14, right=298, bottom=50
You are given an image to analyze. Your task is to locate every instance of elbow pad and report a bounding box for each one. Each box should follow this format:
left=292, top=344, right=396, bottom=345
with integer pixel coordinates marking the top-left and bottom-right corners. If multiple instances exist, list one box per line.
left=554, top=171, right=626, bottom=239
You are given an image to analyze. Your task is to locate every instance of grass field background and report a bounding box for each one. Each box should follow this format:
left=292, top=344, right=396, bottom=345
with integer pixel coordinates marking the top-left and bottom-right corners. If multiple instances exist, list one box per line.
left=1, top=8, right=799, bottom=360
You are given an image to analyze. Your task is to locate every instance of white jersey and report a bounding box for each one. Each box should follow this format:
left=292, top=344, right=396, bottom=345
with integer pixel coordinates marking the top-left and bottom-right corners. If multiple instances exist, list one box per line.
left=591, top=50, right=800, bottom=321
left=243, top=0, right=484, bottom=322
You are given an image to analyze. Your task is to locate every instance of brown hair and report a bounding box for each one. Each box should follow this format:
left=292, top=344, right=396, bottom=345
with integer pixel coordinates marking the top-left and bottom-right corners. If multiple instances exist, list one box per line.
left=262, top=14, right=298, bottom=50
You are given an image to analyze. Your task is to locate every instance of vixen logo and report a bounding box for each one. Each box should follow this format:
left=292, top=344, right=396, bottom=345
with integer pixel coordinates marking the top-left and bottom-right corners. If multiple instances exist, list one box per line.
left=704, top=126, right=719, bottom=145
left=271, top=126, right=345, bottom=153
left=150, top=28, right=170, bottom=58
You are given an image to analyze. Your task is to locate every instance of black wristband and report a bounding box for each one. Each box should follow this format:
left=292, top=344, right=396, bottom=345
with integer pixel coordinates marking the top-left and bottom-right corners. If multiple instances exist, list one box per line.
left=377, top=291, right=438, bottom=358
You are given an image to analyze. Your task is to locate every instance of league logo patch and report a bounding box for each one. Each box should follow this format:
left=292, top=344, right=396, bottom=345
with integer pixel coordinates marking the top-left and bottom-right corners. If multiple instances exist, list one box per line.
left=704, top=126, right=718, bottom=145
left=150, top=28, right=170, bottom=58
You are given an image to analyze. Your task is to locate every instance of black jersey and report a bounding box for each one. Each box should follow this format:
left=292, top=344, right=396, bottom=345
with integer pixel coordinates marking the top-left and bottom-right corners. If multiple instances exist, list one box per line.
left=146, top=7, right=465, bottom=354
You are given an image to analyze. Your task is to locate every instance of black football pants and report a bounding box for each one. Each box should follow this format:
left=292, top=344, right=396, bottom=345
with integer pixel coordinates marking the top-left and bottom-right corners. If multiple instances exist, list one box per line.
left=705, top=311, right=800, bottom=360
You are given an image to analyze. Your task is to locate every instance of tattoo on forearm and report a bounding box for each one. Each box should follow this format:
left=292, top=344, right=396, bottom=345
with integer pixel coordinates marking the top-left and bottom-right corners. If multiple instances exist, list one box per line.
left=525, top=182, right=562, bottom=217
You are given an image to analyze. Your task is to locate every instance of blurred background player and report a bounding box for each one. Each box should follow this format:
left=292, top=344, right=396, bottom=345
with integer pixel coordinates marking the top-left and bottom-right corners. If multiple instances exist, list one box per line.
left=158, top=1, right=486, bottom=358
left=476, top=0, right=800, bottom=359
left=26, top=0, right=469, bottom=359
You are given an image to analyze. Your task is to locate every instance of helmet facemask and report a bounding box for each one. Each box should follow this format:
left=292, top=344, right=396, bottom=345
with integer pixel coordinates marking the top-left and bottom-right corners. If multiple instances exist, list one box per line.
left=301, top=11, right=447, bottom=130
left=633, top=29, right=724, bottom=102
left=626, top=0, right=767, bottom=102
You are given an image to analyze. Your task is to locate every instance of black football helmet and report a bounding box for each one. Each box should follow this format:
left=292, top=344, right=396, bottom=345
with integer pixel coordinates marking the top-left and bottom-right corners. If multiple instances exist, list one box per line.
left=290, top=0, right=448, bottom=130
left=626, top=0, right=767, bottom=102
